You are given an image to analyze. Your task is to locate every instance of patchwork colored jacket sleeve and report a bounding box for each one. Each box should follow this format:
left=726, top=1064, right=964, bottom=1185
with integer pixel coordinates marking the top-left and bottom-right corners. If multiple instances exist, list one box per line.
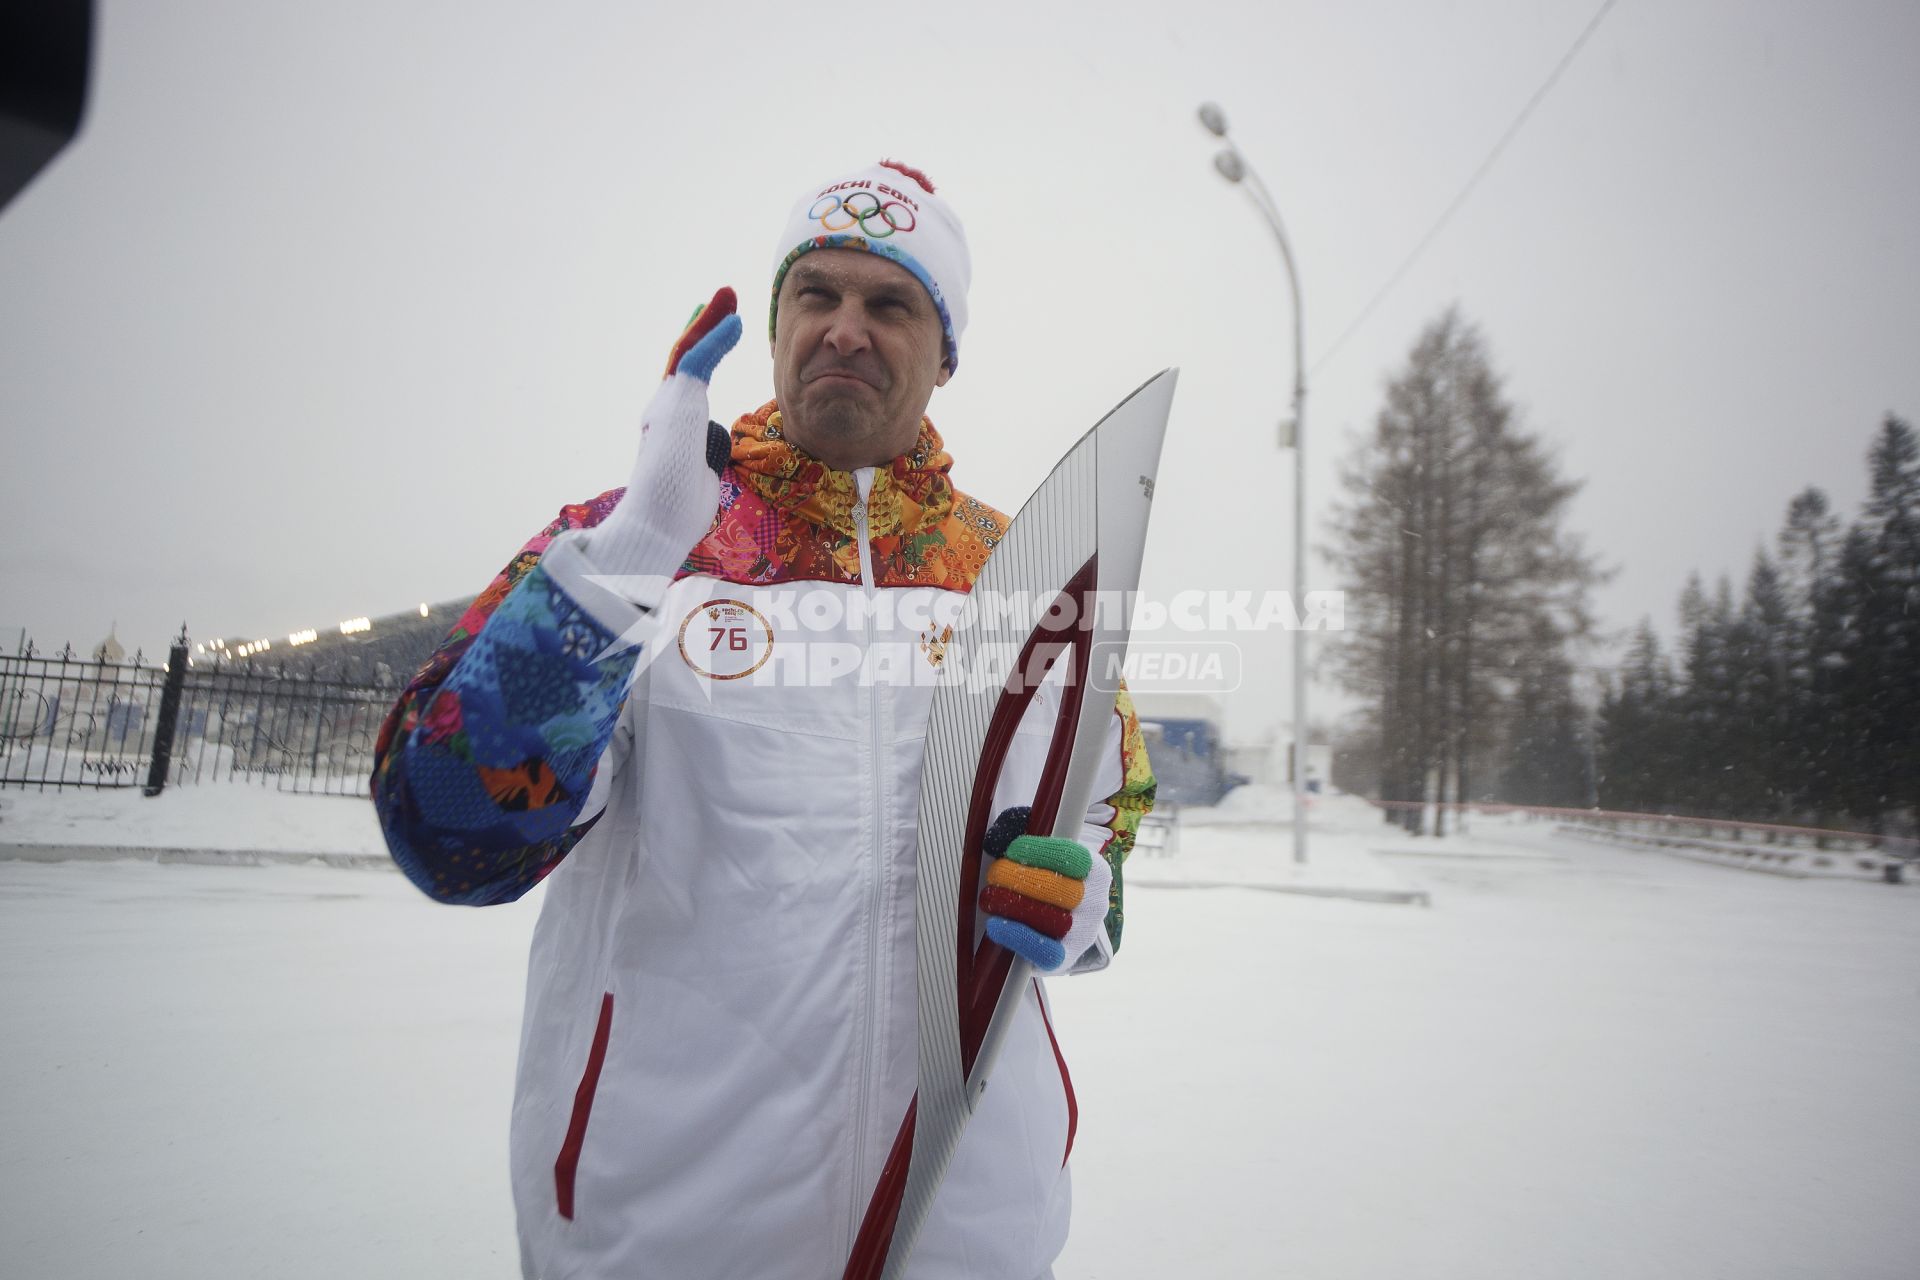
left=370, top=492, right=648, bottom=906
left=1069, top=684, right=1156, bottom=972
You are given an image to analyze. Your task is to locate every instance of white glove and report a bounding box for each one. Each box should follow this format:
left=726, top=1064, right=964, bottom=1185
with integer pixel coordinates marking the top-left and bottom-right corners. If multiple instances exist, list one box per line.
left=579, top=286, right=743, bottom=609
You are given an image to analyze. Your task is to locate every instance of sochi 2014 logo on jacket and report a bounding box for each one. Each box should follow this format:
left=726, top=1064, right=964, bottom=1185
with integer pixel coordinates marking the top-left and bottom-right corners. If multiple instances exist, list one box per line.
left=677, top=599, right=774, bottom=680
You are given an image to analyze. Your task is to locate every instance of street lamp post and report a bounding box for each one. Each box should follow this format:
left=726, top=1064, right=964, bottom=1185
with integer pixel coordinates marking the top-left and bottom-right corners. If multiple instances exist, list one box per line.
left=1198, top=102, right=1310, bottom=864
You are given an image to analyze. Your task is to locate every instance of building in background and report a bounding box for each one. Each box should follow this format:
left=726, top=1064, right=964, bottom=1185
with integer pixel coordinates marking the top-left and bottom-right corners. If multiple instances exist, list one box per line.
left=1131, top=691, right=1239, bottom=808
left=1223, top=723, right=1331, bottom=795
left=199, top=596, right=473, bottom=686
left=91, top=624, right=125, bottom=663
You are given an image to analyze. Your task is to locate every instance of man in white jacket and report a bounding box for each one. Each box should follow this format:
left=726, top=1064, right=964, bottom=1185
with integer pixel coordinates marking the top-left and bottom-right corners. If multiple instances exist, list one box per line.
left=372, top=159, right=1155, bottom=1279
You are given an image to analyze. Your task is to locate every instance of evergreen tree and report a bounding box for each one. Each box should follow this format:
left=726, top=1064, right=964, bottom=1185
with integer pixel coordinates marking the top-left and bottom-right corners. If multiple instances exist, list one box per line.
left=1863, top=417, right=1920, bottom=821
left=1327, top=308, right=1603, bottom=831
left=1596, top=619, right=1677, bottom=811
left=1604, top=415, right=1918, bottom=832
left=1776, top=488, right=1844, bottom=820
left=1828, top=526, right=1888, bottom=824
left=1499, top=615, right=1593, bottom=807
left=1777, top=488, right=1841, bottom=617
left=1831, top=416, right=1920, bottom=826
left=1667, top=575, right=1710, bottom=812
left=1731, top=552, right=1795, bottom=816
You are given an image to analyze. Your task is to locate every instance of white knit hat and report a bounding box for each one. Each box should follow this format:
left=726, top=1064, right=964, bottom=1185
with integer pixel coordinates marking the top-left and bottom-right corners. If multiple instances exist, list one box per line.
left=768, top=159, right=972, bottom=373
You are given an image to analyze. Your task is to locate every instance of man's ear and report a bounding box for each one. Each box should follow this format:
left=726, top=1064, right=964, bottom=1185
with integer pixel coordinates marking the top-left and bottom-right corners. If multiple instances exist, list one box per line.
left=935, top=363, right=952, bottom=388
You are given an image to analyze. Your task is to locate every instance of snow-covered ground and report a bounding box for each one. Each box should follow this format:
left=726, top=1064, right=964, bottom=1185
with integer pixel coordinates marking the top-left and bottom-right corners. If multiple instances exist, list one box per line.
left=1058, top=805, right=1920, bottom=1280
left=2, top=793, right=1917, bottom=1278
left=0, top=784, right=386, bottom=855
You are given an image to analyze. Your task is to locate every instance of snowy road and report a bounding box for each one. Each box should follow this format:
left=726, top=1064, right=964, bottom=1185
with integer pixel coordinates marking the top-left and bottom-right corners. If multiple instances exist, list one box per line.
left=3, top=809, right=1917, bottom=1278
left=1055, top=818, right=1920, bottom=1280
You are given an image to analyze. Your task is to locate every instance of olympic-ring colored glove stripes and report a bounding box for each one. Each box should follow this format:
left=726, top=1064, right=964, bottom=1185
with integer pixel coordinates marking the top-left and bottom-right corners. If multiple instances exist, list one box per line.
left=997, top=834, right=1091, bottom=878
left=578, top=287, right=743, bottom=609
left=979, top=886, right=1072, bottom=938
left=979, top=805, right=1112, bottom=973
left=666, top=290, right=742, bottom=381
left=986, top=858, right=1084, bottom=912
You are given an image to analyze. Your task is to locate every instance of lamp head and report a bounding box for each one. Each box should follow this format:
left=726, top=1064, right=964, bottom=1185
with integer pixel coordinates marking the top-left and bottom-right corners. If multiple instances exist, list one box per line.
left=1197, top=102, right=1230, bottom=137
left=1213, top=150, right=1246, bottom=183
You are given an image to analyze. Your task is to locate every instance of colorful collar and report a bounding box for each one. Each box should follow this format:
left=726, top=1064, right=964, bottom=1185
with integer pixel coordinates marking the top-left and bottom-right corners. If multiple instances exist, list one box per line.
left=727, top=401, right=957, bottom=541
left=681, top=402, right=1005, bottom=590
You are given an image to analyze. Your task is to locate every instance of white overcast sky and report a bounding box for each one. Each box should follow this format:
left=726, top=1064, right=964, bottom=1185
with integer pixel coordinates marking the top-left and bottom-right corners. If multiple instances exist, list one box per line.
left=2, top=0, right=1916, bottom=738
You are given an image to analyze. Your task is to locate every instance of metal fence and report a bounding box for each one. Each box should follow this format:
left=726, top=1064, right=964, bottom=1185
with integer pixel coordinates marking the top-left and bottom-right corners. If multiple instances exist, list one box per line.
left=0, top=632, right=401, bottom=797
left=1366, top=797, right=1917, bottom=881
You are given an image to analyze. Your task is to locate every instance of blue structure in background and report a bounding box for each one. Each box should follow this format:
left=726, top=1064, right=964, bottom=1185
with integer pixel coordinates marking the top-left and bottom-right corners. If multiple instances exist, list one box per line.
left=1141, top=715, right=1241, bottom=808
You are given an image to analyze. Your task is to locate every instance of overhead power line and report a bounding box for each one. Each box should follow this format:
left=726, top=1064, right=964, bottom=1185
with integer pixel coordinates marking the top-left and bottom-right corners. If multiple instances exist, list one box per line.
left=1311, top=0, right=1622, bottom=376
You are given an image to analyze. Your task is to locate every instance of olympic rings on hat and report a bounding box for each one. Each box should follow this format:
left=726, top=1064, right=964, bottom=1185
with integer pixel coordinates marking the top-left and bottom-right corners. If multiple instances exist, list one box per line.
left=807, top=191, right=917, bottom=239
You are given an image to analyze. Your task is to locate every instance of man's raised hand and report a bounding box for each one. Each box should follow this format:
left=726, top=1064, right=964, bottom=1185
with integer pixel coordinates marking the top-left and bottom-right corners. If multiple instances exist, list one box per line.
left=581, top=288, right=744, bottom=608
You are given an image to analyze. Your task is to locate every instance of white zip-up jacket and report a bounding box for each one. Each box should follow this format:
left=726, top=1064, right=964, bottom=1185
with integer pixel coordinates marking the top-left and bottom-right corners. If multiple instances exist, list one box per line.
left=372, top=406, right=1155, bottom=1279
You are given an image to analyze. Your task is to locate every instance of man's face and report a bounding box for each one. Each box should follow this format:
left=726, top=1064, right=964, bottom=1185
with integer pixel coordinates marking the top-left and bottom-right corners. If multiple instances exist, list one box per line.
left=772, top=249, right=951, bottom=471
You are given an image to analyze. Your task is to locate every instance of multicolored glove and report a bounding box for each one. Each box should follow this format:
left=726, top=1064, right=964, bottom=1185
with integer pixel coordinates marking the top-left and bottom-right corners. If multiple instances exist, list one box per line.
left=577, top=287, right=743, bottom=608
left=979, top=805, right=1112, bottom=973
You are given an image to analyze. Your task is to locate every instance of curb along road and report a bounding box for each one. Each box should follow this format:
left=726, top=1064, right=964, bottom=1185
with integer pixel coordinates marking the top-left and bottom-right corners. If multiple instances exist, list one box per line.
left=0, top=843, right=393, bottom=871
